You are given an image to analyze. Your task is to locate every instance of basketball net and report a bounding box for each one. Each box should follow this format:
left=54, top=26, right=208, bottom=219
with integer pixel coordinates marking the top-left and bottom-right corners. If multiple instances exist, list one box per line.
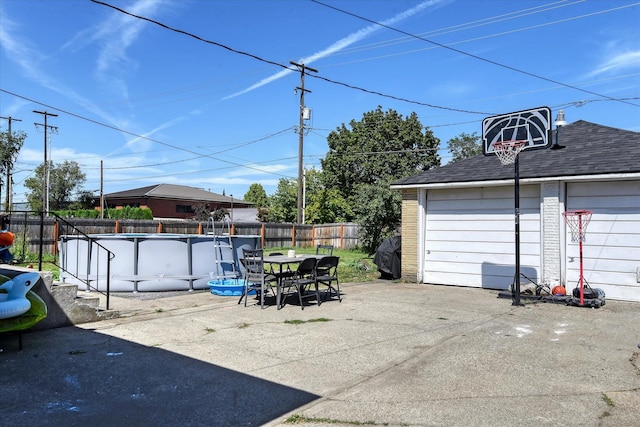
left=492, top=140, right=526, bottom=165
left=563, top=210, right=592, bottom=242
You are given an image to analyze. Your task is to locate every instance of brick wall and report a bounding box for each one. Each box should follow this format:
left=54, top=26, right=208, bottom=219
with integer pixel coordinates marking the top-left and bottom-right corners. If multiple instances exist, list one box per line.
left=401, top=188, right=419, bottom=282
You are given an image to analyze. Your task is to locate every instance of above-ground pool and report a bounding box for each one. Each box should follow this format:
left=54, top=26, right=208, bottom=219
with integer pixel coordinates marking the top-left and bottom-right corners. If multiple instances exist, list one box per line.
left=59, top=233, right=260, bottom=292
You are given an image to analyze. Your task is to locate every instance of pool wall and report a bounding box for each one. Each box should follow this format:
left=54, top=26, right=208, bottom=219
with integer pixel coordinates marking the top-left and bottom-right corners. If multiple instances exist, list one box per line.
left=58, top=234, right=260, bottom=292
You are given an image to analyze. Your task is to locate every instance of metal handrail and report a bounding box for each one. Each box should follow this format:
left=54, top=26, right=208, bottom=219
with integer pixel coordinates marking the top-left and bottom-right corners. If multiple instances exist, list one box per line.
left=4, top=210, right=115, bottom=310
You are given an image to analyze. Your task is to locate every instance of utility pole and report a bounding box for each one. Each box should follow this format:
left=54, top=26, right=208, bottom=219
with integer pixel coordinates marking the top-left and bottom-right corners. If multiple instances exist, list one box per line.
left=0, top=115, right=22, bottom=212
left=33, top=110, right=58, bottom=215
left=100, top=160, right=104, bottom=219
left=290, top=61, right=317, bottom=225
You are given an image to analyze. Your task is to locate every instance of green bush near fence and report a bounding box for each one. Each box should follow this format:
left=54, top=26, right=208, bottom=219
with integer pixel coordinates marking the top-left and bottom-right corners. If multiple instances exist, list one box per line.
left=52, top=207, right=154, bottom=220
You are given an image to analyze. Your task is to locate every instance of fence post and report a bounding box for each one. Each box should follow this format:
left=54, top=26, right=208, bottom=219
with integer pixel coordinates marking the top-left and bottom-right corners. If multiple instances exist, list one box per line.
left=261, top=223, right=265, bottom=249
left=157, top=222, right=163, bottom=233
left=115, top=220, right=120, bottom=234
left=291, top=225, right=295, bottom=248
left=311, top=225, right=315, bottom=248
left=340, top=223, right=344, bottom=249
left=198, top=222, right=203, bottom=235
left=53, top=219, right=60, bottom=255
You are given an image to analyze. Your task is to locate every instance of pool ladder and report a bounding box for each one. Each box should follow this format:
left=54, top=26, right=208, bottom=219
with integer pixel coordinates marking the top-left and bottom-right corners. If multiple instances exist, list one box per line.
left=206, top=216, right=239, bottom=282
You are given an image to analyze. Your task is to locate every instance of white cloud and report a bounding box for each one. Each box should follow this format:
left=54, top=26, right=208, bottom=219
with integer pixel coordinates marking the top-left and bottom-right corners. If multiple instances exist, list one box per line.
left=589, top=50, right=640, bottom=77
left=223, top=0, right=445, bottom=99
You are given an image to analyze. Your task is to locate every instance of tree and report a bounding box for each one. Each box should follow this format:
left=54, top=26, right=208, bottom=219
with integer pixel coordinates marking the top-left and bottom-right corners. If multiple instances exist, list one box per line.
left=24, top=160, right=87, bottom=212
left=191, top=202, right=211, bottom=221
left=322, top=106, right=441, bottom=203
left=303, top=168, right=352, bottom=224
left=244, top=183, right=269, bottom=207
left=321, top=106, right=440, bottom=251
left=353, top=182, right=402, bottom=255
left=447, top=131, right=482, bottom=163
left=268, top=178, right=298, bottom=223
left=0, top=129, right=26, bottom=210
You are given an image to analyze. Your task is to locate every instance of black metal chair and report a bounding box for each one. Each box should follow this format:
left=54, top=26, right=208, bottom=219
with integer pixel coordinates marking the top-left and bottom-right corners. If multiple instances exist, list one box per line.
left=281, top=257, right=318, bottom=310
left=315, top=244, right=334, bottom=256
left=315, top=256, right=341, bottom=303
left=238, top=249, right=276, bottom=308
left=267, top=252, right=294, bottom=280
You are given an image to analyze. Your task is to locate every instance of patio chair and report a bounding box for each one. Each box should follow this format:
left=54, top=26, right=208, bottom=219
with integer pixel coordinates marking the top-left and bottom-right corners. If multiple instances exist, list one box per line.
left=315, top=256, right=341, bottom=303
left=315, top=244, right=334, bottom=256
left=238, top=249, right=276, bottom=308
left=281, top=257, right=318, bottom=310
left=267, top=252, right=294, bottom=280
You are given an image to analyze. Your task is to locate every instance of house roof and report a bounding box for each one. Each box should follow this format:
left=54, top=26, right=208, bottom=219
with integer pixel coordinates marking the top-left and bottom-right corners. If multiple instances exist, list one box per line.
left=392, top=120, right=640, bottom=188
left=105, top=184, right=250, bottom=204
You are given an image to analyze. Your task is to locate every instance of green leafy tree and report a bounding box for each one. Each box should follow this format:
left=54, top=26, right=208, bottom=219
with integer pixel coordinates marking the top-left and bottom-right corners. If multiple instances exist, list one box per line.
left=322, top=106, right=441, bottom=204
left=353, top=182, right=402, bottom=255
left=25, top=160, right=87, bottom=211
left=0, top=129, right=27, bottom=210
left=303, top=168, right=352, bottom=224
left=268, top=178, right=298, bottom=223
left=447, top=131, right=482, bottom=163
left=305, top=187, right=352, bottom=224
left=321, top=106, right=440, bottom=251
left=244, top=183, right=268, bottom=207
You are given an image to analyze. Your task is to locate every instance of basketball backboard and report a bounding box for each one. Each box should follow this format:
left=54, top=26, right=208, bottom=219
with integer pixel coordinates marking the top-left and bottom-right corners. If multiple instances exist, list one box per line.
left=482, top=106, right=552, bottom=156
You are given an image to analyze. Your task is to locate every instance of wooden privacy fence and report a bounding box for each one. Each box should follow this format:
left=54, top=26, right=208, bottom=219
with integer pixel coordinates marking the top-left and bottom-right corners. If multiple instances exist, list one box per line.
left=3, top=213, right=360, bottom=256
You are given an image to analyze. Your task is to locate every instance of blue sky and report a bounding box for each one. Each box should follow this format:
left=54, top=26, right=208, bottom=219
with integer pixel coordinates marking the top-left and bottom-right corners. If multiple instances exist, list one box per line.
left=1, top=0, right=639, bottom=203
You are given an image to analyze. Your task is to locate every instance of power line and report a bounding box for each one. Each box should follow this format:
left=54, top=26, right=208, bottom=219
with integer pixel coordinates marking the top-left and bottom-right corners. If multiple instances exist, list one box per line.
left=89, top=0, right=489, bottom=115
left=0, top=88, right=292, bottom=179
left=311, top=0, right=640, bottom=109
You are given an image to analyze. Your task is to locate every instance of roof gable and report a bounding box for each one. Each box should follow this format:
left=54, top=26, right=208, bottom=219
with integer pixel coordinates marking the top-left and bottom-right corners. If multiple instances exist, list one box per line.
left=393, top=121, right=640, bottom=186
left=105, top=184, right=248, bottom=203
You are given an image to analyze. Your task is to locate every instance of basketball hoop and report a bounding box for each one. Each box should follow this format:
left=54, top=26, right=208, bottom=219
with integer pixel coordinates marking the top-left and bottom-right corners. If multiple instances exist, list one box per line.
left=563, top=209, right=593, bottom=306
left=562, top=210, right=592, bottom=242
left=491, top=140, right=526, bottom=165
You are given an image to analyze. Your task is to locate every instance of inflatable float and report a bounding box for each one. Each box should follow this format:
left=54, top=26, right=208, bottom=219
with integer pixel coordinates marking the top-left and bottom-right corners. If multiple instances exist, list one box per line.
left=0, top=230, right=15, bottom=263
left=0, top=272, right=47, bottom=333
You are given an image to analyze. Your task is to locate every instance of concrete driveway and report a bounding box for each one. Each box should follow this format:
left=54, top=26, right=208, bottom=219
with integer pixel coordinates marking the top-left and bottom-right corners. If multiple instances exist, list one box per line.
left=2, top=281, right=639, bottom=426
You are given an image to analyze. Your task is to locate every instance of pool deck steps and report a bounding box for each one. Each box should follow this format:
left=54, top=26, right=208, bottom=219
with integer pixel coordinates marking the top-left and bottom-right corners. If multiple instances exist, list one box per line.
left=0, top=266, right=121, bottom=331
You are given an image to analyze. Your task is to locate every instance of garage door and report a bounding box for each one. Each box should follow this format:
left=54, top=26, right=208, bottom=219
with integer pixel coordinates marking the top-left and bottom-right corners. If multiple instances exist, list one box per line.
left=566, top=181, right=640, bottom=302
left=423, top=185, right=541, bottom=290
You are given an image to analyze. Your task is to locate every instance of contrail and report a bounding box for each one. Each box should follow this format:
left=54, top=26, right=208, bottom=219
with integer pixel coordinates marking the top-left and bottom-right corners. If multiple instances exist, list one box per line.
left=223, top=0, right=443, bottom=100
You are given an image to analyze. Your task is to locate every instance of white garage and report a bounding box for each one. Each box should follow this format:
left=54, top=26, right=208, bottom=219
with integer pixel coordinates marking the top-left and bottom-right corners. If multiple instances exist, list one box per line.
left=565, top=180, right=640, bottom=301
left=424, top=185, right=541, bottom=290
left=393, top=120, right=640, bottom=303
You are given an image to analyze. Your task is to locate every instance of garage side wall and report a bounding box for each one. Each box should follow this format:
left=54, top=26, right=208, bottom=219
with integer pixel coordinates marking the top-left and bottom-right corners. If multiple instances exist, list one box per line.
left=401, top=188, right=419, bottom=281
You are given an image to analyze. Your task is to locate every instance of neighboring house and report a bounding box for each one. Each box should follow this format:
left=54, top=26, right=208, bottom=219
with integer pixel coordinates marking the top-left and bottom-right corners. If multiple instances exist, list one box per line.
left=391, top=120, right=640, bottom=302
left=99, top=184, right=255, bottom=220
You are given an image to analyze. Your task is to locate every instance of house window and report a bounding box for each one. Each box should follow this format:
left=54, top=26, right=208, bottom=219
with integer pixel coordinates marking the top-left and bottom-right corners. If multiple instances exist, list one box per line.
left=176, top=205, right=193, bottom=213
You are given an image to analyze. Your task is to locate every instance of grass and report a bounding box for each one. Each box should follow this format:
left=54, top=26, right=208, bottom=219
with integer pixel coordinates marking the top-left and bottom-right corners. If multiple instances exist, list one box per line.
left=267, top=247, right=380, bottom=283
left=9, top=247, right=381, bottom=285
left=284, top=414, right=384, bottom=425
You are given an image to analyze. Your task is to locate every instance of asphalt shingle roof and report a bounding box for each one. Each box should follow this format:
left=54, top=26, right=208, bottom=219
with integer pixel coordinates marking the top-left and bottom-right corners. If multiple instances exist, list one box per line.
left=393, top=120, right=640, bottom=187
left=105, top=184, right=247, bottom=203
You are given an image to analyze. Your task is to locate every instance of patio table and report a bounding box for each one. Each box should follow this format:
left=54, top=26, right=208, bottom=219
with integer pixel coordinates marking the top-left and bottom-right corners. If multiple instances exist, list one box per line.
left=264, top=254, right=322, bottom=309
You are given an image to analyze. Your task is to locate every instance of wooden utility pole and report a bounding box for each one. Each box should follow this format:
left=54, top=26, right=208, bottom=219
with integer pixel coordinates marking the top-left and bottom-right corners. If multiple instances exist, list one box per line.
left=290, top=61, right=317, bottom=225
left=33, top=110, right=58, bottom=214
left=0, top=115, right=22, bottom=212
left=100, top=160, right=104, bottom=219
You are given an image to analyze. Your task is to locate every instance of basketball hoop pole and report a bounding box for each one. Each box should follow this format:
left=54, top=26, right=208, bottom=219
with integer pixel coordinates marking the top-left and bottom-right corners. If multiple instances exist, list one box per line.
left=512, top=155, right=522, bottom=306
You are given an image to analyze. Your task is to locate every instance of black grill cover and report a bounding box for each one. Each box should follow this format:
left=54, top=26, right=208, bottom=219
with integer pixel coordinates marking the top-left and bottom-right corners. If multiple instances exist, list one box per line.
left=373, top=236, right=401, bottom=280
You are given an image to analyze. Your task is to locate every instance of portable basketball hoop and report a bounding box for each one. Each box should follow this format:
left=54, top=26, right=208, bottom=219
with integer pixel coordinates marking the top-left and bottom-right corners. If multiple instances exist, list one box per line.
left=563, top=210, right=593, bottom=306
left=491, top=140, right=526, bottom=165
left=482, top=107, right=553, bottom=307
